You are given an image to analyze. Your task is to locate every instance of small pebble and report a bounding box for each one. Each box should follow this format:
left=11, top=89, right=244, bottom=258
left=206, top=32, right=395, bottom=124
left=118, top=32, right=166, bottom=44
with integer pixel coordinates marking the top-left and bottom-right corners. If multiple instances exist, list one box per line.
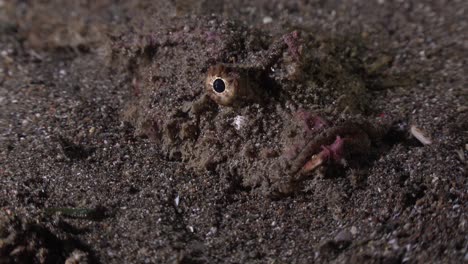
left=232, top=115, right=247, bottom=130
left=263, top=16, right=273, bottom=24
left=65, top=250, right=89, bottom=264
left=455, top=149, right=465, bottom=162
left=410, top=125, right=432, bottom=145
left=334, top=229, right=353, bottom=243
left=207, top=227, right=217, bottom=236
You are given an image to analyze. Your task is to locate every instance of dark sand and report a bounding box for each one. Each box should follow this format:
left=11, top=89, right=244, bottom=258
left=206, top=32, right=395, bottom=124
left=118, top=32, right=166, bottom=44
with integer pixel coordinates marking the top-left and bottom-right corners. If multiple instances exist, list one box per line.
left=0, top=1, right=466, bottom=263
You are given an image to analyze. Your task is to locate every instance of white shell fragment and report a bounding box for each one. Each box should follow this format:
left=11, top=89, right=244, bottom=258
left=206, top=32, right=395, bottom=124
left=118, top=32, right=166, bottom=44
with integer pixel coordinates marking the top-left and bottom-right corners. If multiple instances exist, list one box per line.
left=232, top=115, right=247, bottom=130
left=263, top=16, right=273, bottom=24
left=410, top=125, right=432, bottom=145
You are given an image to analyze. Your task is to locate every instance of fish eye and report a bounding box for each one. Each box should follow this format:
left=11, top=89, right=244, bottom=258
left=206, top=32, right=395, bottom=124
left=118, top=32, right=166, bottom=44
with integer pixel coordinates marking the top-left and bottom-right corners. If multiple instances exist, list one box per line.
left=205, top=65, right=239, bottom=106
left=213, top=78, right=226, bottom=93
left=205, top=64, right=257, bottom=106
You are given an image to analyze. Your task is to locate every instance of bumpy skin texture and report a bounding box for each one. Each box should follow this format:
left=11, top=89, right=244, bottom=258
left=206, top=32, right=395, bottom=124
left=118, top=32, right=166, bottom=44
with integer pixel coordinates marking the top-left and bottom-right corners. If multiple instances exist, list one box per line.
left=111, top=17, right=390, bottom=196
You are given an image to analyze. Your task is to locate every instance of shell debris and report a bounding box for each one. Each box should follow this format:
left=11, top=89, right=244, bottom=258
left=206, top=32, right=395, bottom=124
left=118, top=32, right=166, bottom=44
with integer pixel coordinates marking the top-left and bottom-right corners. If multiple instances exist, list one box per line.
left=410, top=125, right=432, bottom=145
left=232, top=115, right=247, bottom=130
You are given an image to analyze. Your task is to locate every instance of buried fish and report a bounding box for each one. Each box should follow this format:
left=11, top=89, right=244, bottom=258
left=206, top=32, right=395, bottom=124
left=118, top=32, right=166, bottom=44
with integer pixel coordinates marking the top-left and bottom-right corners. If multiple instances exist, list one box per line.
left=110, top=17, right=401, bottom=196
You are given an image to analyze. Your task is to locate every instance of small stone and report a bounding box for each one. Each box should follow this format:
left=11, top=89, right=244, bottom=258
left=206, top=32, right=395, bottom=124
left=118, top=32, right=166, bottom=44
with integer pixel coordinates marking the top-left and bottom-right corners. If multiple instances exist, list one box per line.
left=334, top=229, right=353, bottom=243
left=403, top=223, right=411, bottom=230
left=65, top=250, right=89, bottom=264
left=207, top=227, right=217, bottom=236
left=232, top=115, right=247, bottom=130
left=388, top=238, right=399, bottom=250
left=262, top=16, right=273, bottom=24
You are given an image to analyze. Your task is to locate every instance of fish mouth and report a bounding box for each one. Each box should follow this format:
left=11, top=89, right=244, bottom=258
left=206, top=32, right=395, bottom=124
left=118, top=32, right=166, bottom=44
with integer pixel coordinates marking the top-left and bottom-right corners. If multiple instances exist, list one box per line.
left=270, top=119, right=375, bottom=195
left=288, top=123, right=369, bottom=176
